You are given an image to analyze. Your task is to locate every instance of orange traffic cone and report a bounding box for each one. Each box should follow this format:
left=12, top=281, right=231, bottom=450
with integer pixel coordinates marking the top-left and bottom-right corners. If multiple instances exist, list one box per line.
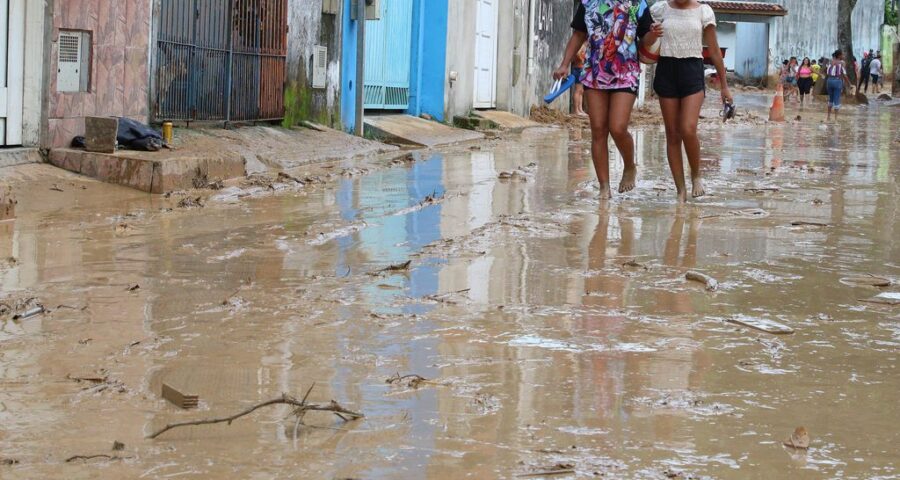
left=769, top=84, right=785, bottom=122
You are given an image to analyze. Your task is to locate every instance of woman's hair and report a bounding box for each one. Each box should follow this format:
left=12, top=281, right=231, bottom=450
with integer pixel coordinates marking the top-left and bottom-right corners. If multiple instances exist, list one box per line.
left=783, top=59, right=789, bottom=65
left=832, top=49, right=843, bottom=59
left=811, top=59, right=817, bottom=65
left=801, top=57, right=810, bottom=67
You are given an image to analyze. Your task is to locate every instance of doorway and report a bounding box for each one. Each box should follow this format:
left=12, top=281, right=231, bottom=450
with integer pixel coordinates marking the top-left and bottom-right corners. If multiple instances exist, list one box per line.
left=0, top=0, right=25, bottom=146
left=473, top=0, right=498, bottom=109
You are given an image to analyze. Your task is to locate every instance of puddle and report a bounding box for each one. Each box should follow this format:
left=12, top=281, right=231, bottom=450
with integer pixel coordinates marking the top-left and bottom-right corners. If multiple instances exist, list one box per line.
left=0, top=94, right=898, bottom=478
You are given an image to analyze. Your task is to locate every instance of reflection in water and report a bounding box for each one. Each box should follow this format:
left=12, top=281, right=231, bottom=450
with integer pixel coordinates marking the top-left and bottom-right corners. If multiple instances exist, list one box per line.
left=0, top=97, right=898, bottom=478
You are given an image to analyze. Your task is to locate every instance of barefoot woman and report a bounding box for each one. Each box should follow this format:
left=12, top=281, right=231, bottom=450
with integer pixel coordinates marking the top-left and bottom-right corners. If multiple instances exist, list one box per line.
left=555, top=0, right=655, bottom=199
left=650, top=0, right=731, bottom=201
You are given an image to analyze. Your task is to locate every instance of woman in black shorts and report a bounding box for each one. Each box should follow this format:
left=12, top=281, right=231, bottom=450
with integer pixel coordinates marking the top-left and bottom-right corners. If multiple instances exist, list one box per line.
left=649, top=0, right=731, bottom=202
left=796, top=57, right=814, bottom=106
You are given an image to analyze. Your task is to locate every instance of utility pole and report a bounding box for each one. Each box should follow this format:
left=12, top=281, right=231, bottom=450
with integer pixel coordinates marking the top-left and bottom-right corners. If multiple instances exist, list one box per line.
left=354, top=0, right=366, bottom=137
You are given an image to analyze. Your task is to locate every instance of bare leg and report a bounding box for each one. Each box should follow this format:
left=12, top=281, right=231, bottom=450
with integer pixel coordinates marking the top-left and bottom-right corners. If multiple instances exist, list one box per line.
left=607, top=92, right=638, bottom=193
left=573, top=84, right=586, bottom=115
left=585, top=89, right=612, bottom=199
left=659, top=96, right=687, bottom=203
left=677, top=91, right=706, bottom=198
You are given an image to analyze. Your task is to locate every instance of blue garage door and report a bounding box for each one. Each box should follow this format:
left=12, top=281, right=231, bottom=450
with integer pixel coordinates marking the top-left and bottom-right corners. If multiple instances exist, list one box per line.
left=364, top=0, right=414, bottom=110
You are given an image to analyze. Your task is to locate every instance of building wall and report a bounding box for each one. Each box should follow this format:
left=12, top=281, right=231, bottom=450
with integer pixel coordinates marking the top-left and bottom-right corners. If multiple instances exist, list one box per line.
left=285, top=1, right=342, bottom=128
left=48, top=0, right=152, bottom=149
left=770, top=0, right=884, bottom=67
left=340, top=0, right=448, bottom=132
left=446, top=0, right=575, bottom=121
left=718, top=22, right=737, bottom=71
left=734, top=22, right=769, bottom=80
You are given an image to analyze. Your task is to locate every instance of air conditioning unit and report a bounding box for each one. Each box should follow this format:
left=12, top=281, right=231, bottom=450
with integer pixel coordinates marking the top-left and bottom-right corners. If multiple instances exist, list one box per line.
left=312, top=46, right=328, bottom=89
left=351, top=0, right=380, bottom=20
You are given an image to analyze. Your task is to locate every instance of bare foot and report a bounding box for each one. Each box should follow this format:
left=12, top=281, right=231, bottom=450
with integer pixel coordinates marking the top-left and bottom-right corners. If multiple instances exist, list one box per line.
left=598, top=183, right=612, bottom=200
left=692, top=177, right=706, bottom=198
left=618, top=165, right=637, bottom=193
left=676, top=189, right=688, bottom=203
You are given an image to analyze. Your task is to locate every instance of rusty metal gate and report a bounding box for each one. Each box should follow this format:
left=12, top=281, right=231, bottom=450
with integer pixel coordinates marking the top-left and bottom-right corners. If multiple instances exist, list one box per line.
left=154, top=0, right=287, bottom=123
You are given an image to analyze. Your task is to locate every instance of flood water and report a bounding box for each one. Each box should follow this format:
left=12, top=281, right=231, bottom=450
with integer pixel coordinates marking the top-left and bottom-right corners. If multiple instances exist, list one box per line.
left=1, top=95, right=898, bottom=479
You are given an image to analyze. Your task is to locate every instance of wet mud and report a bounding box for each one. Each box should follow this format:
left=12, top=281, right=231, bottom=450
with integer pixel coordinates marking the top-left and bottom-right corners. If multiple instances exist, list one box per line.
left=1, top=94, right=898, bottom=478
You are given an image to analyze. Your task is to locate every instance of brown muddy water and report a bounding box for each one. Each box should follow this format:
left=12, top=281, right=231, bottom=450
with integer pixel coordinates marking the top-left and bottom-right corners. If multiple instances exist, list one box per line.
left=1, top=95, right=898, bottom=479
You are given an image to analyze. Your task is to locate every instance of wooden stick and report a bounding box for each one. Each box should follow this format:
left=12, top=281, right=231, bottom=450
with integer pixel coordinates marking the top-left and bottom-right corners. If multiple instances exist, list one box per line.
left=149, top=392, right=362, bottom=439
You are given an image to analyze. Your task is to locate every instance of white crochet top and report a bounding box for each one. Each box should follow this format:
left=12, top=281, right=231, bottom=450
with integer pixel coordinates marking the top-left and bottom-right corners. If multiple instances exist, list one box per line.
left=650, top=2, right=716, bottom=59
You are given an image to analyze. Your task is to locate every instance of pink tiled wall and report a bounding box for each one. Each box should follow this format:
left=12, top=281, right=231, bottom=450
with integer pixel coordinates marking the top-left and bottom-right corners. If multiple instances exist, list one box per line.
left=48, top=0, right=151, bottom=148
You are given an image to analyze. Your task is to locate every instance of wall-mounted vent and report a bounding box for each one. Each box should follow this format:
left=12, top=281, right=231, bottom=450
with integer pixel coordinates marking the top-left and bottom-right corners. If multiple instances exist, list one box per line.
left=57, top=31, right=91, bottom=93
left=312, top=46, right=328, bottom=89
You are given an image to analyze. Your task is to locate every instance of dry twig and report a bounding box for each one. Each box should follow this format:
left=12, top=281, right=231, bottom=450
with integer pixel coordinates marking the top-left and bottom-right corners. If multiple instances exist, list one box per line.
left=148, top=390, right=363, bottom=439
left=65, top=454, right=127, bottom=463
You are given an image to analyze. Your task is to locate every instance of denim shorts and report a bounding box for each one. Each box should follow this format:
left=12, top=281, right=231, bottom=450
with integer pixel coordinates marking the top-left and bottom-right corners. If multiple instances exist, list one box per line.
left=826, top=77, right=843, bottom=109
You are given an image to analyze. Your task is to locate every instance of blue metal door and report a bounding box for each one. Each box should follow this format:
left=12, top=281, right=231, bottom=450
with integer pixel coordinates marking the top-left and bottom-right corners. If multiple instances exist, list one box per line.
left=364, top=0, right=414, bottom=110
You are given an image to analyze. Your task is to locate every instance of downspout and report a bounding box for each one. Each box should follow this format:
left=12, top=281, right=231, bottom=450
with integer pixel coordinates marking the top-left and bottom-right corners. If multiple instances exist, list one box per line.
left=526, top=0, right=536, bottom=76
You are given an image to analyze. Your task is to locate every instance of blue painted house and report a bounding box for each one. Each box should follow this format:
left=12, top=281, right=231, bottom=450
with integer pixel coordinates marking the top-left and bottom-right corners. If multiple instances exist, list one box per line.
left=340, top=0, right=449, bottom=132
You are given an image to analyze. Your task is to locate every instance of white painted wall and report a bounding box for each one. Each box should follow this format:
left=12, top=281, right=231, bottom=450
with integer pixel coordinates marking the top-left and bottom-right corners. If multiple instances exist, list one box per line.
left=21, top=0, right=45, bottom=147
left=717, top=22, right=737, bottom=71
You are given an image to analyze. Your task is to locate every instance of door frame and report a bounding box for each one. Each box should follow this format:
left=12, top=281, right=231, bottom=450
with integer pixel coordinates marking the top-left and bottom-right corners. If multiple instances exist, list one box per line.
left=472, top=0, right=499, bottom=109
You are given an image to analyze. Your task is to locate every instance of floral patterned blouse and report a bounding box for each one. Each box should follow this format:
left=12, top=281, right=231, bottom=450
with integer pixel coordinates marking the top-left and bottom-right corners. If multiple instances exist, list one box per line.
left=571, top=0, right=653, bottom=92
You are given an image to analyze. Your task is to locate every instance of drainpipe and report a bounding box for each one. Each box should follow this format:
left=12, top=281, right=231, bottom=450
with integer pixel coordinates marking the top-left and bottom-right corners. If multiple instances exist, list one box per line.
left=354, top=0, right=366, bottom=137
left=526, top=0, right=536, bottom=76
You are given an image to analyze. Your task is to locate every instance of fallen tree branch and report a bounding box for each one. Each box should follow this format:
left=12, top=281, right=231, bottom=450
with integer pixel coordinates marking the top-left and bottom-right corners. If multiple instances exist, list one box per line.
left=65, top=454, right=128, bottom=463
left=686, top=271, right=719, bottom=291
left=149, top=390, right=363, bottom=439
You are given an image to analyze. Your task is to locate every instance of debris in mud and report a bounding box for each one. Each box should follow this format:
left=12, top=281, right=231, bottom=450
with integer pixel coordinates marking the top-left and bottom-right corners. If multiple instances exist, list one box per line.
left=744, top=186, right=780, bottom=193
left=701, top=208, right=769, bottom=220
left=49, top=184, right=64, bottom=192
left=341, top=167, right=369, bottom=178
left=385, top=373, right=442, bottom=389
left=389, top=153, right=416, bottom=166
left=516, top=463, right=576, bottom=477
left=840, top=275, right=892, bottom=288
left=621, top=259, right=648, bottom=270
left=177, top=196, right=205, bottom=209
left=12, top=305, right=45, bottom=320
left=114, top=222, right=130, bottom=234
left=662, top=468, right=697, bottom=479
left=162, top=383, right=200, bottom=409
left=127, top=284, right=140, bottom=292
left=373, top=260, right=412, bottom=275
left=149, top=386, right=363, bottom=439
left=65, top=454, right=128, bottom=463
left=192, top=174, right=224, bottom=190
left=67, top=372, right=109, bottom=384
left=425, top=288, right=471, bottom=304
left=812, top=198, right=824, bottom=205
left=2, top=458, right=19, bottom=465
left=685, top=271, right=719, bottom=291
left=791, top=220, right=829, bottom=227
left=859, top=292, right=900, bottom=306
left=783, top=426, right=810, bottom=449
left=277, top=171, right=304, bottom=184
left=498, top=163, right=538, bottom=182
left=112, top=441, right=125, bottom=451
left=728, top=315, right=794, bottom=334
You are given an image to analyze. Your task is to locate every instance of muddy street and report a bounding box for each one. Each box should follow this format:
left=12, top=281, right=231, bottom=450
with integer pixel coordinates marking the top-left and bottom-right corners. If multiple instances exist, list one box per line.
left=1, top=95, right=898, bottom=479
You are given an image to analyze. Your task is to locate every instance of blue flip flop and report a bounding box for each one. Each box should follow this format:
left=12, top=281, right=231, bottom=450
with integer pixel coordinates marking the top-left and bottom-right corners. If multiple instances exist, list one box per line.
left=544, top=74, right=578, bottom=104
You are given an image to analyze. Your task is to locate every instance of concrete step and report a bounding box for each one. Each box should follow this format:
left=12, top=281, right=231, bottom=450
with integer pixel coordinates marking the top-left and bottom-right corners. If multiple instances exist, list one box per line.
left=472, top=110, right=541, bottom=131
left=0, top=148, right=42, bottom=169
left=453, top=115, right=499, bottom=131
left=364, top=115, right=483, bottom=147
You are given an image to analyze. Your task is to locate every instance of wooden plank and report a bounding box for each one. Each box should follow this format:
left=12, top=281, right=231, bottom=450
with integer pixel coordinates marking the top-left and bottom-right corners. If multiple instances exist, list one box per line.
left=728, top=316, right=794, bottom=334
left=162, top=383, right=200, bottom=409
left=5, top=0, right=24, bottom=145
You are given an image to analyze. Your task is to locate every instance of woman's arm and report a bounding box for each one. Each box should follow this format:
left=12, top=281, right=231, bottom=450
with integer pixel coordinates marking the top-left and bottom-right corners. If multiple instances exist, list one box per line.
left=703, top=25, right=732, bottom=103
left=554, top=31, right=588, bottom=80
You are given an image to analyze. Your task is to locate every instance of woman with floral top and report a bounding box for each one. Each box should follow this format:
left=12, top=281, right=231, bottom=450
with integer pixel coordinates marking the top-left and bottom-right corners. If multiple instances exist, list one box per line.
left=554, top=0, right=656, bottom=199
left=648, top=0, right=731, bottom=202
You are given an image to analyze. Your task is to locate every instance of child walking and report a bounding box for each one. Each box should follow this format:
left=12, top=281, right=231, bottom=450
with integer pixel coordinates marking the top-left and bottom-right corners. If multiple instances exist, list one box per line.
left=649, top=0, right=731, bottom=202
left=554, top=0, right=655, bottom=199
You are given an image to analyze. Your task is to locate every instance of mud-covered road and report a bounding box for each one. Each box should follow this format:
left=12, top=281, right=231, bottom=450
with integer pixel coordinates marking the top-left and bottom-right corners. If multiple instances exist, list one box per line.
left=1, top=95, right=898, bottom=479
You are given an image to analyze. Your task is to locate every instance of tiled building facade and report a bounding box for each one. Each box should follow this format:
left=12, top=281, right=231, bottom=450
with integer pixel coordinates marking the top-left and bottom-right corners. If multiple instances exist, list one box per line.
left=48, top=0, right=151, bottom=148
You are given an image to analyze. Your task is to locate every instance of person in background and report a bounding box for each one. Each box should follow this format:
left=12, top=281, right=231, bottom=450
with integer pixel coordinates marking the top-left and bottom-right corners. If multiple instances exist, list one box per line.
left=811, top=59, right=821, bottom=83
left=858, top=49, right=873, bottom=94
left=870, top=54, right=883, bottom=94
left=650, top=0, right=731, bottom=202
left=786, top=57, right=799, bottom=100
left=826, top=49, right=851, bottom=121
left=554, top=0, right=655, bottom=199
left=572, top=42, right=589, bottom=116
left=796, top=57, right=814, bottom=106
